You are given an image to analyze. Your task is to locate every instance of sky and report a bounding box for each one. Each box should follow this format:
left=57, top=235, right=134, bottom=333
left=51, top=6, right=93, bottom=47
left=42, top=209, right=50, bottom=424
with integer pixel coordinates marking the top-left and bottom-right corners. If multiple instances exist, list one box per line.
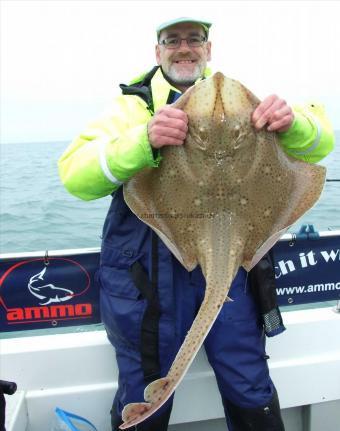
left=1, top=0, right=339, bottom=143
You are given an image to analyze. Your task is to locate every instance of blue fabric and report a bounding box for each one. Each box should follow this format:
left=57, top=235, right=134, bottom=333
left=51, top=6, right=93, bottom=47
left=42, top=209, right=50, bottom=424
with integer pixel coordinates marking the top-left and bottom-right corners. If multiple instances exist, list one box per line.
left=98, top=188, right=275, bottom=418
left=172, top=91, right=182, bottom=102
left=171, top=257, right=274, bottom=408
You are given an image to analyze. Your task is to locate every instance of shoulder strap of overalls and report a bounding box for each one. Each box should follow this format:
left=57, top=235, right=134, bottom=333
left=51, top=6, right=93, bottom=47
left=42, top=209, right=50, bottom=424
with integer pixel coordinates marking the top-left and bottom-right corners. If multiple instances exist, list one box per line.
left=120, top=67, right=161, bottom=382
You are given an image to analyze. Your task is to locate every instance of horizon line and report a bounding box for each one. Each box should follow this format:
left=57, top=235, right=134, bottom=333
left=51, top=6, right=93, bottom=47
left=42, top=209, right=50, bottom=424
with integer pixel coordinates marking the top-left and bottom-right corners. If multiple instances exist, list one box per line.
left=2, top=129, right=340, bottom=146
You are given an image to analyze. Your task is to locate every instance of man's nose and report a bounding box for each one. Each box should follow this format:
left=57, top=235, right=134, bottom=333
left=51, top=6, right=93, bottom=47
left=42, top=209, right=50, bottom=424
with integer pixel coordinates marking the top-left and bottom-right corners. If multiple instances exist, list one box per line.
left=177, top=39, right=191, bottom=51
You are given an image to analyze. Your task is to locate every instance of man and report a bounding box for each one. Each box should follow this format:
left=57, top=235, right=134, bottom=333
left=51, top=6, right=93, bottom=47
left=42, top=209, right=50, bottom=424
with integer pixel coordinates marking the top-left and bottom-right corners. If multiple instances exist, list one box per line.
left=58, top=17, right=334, bottom=431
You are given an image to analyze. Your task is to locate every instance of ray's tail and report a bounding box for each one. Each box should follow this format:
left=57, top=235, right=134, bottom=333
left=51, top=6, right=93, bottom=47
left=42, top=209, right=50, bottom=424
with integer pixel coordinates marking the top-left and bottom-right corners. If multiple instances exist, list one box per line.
left=119, top=215, right=245, bottom=429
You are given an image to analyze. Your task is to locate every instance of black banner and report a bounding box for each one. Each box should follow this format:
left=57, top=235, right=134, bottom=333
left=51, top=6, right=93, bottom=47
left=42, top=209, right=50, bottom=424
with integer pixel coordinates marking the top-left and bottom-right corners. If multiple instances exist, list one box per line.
left=273, top=234, right=340, bottom=306
left=0, top=253, right=100, bottom=332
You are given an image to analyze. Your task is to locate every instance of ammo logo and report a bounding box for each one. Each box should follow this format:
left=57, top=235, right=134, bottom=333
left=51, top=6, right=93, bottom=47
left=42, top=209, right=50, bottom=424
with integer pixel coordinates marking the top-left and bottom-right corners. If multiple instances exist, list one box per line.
left=0, top=257, right=92, bottom=325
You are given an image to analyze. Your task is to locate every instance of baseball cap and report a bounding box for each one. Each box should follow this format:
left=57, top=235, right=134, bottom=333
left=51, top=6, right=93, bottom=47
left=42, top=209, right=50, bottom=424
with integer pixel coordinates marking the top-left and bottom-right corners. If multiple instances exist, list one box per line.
left=156, top=17, right=212, bottom=40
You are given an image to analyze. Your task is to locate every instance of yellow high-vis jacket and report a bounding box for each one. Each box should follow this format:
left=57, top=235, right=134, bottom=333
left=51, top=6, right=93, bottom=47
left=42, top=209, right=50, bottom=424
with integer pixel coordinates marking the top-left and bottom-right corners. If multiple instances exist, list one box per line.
left=58, top=67, right=335, bottom=201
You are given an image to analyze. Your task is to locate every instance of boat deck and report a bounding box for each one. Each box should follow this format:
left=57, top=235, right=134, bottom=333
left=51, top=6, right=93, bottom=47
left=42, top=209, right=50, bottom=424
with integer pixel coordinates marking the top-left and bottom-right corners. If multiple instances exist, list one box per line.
left=3, top=306, right=340, bottom=431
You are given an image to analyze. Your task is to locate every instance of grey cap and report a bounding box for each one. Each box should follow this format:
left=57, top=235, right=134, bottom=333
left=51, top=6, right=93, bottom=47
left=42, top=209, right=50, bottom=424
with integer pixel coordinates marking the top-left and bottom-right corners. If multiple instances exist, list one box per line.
left=156, top=17, right=212, bottom=40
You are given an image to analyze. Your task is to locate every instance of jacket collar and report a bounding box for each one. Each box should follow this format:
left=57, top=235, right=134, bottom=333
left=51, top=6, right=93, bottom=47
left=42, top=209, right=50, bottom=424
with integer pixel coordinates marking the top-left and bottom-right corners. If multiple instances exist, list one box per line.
left=150, top=66, right=212, bottom=113
left=151, top=68, right=180, bottom=112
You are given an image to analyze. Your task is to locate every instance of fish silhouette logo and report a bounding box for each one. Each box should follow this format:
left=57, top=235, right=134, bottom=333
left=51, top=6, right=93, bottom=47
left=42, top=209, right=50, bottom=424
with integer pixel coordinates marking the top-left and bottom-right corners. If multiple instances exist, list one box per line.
left=28, top=267, right=74, bottom=305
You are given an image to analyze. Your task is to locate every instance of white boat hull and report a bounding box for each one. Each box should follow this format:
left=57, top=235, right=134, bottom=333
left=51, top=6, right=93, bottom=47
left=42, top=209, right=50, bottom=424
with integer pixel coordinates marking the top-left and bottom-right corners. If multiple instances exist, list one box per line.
left=2, top=306, right=340, bottom=431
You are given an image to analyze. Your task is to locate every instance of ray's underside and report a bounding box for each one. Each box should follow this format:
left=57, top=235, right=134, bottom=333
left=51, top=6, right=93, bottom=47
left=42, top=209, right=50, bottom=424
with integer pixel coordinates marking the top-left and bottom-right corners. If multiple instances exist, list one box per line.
left=120, top=72, right=326, bottom=429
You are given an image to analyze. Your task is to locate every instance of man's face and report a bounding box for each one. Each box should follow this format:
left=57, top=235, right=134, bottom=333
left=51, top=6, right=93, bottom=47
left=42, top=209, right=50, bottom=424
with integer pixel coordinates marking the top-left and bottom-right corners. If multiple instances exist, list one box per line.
left=156, top=23, right=212, bottom=90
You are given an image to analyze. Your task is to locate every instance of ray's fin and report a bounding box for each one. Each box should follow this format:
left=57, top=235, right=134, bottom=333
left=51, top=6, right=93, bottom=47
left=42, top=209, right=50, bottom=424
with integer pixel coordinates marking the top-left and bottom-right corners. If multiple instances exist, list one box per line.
left=120, top=402, right=152, bottom=429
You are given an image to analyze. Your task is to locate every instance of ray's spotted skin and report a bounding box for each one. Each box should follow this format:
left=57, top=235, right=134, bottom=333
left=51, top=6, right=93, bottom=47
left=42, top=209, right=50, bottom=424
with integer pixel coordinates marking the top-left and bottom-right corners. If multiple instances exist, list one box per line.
left=120, top=72, right=326, bottom=429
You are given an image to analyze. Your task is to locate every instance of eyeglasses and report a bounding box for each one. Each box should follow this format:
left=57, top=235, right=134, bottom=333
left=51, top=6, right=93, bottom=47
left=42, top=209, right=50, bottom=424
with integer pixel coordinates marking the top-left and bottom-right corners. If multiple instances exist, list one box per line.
left=159, top=35, right=207, bottom=49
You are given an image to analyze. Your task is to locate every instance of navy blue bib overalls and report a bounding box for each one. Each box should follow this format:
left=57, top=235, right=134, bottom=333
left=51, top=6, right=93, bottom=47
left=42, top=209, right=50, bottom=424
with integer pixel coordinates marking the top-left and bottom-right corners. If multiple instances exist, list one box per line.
left=98, top=188, right=281, bottom=430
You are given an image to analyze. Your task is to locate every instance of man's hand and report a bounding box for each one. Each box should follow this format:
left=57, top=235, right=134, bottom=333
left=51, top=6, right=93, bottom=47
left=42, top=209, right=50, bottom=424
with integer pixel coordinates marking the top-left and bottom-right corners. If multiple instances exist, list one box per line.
left=148, top=106, right=188, bottom=149
left=252, top=95, right=294, bottom=132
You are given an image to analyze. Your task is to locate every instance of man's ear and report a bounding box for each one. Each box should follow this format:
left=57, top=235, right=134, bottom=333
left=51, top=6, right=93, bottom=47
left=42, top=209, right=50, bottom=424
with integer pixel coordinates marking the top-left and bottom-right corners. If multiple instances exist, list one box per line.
left=155, top=44, right=161, bottom=65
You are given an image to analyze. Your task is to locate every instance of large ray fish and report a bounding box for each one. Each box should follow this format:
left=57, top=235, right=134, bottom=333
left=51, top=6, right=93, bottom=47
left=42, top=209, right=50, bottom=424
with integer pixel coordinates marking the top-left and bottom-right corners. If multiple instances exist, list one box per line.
left=120, top=72, right=326, bottom=428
